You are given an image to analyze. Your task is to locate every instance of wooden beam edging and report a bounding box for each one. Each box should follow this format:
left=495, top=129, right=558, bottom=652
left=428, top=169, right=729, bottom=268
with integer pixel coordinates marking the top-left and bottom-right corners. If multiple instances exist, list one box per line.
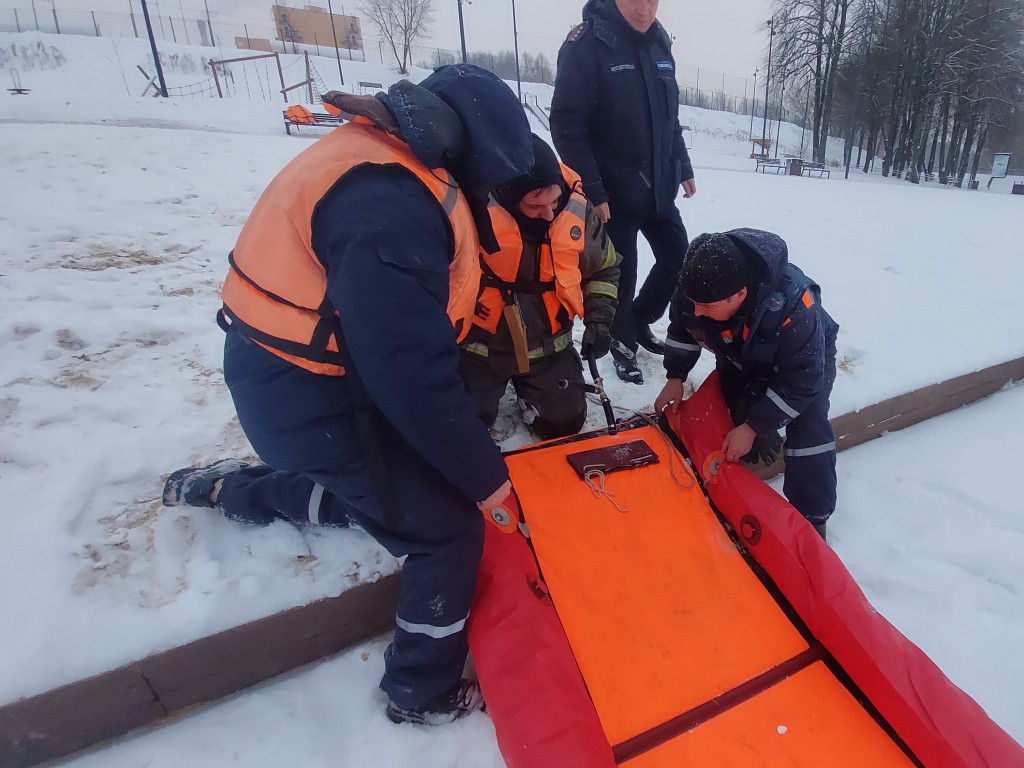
left=752, top=355, right=1024, bottom=481
left=1, top=355, right=1022, bottom=768
left=0, top=574, right=399, bottom=768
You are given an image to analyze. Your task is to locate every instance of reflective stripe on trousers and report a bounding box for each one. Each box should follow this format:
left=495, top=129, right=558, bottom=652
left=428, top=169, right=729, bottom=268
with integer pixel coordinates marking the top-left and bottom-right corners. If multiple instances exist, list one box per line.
left=396, top=614, right=469, bottom=640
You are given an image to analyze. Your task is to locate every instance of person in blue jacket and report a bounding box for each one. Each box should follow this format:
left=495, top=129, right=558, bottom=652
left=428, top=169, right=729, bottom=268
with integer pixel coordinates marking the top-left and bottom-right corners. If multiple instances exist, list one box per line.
left=654, top=229, right=839, bottom=539
left=161, top=65, right=534, bottom=725
left=550, top=0, right=696, bottom=386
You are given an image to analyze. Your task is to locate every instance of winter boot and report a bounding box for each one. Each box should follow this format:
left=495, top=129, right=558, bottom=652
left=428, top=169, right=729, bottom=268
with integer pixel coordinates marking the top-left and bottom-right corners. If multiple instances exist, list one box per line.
left=610, top=339, right=644, bottom=385
left=162, top=459, right=249, bottom=509
left=386, top=679, right=485, bottom=726
left=813, top=521, right=827, bottom=541
left=636, top=323, right=666, bottom=355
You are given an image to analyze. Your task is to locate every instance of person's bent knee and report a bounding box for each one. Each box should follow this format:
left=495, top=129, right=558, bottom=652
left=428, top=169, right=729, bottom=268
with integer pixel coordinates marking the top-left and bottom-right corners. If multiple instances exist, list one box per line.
left=528, top=408, right=587, bottom=440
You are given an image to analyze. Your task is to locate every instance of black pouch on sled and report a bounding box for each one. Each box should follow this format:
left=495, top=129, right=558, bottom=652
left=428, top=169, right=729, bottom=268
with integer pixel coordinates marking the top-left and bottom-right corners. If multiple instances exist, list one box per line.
left=566, top=439, right=659, bottom=479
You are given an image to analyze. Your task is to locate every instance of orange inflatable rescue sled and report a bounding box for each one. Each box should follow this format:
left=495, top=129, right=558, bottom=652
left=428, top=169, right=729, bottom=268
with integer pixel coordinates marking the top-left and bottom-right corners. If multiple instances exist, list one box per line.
left=467, top=372, right=1024, bottom=767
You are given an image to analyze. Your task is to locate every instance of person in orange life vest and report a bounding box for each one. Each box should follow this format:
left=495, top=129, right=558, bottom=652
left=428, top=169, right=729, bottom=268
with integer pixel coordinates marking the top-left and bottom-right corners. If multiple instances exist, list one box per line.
left=161, top=65, right=534, bottom=726
left=654, top=230, right=839, bottom=539
left=458, top=134, right=620, bottom=440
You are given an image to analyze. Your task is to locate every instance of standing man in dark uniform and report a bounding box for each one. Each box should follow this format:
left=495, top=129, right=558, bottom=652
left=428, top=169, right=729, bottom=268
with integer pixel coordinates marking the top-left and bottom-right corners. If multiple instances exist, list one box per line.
left=550, top=0, right=696, bottom=385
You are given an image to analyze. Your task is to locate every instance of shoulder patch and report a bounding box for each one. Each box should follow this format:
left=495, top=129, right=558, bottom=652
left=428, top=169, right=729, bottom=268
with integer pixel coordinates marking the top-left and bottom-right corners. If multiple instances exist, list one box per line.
left=566, top=23, right=586, bottom=43
left=767, top=292, right=785, bottom=312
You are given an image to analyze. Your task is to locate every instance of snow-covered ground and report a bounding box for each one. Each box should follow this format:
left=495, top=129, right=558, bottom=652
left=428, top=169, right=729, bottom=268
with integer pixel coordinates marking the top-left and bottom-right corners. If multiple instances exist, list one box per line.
left=1, top=30, right=1022, bottom=764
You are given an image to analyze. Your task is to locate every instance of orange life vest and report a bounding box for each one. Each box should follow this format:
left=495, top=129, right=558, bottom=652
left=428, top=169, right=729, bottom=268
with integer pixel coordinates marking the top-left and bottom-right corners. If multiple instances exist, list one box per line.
left=473, top=165, right=587, bottom=335
left=221, top=118, right=481, bottom=376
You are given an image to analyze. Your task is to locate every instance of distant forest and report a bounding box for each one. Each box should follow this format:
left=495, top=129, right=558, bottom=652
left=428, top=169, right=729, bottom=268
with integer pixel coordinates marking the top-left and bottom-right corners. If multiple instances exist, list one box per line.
left=419, top=48, right=555, bottom=86
left=766, top=0, right=1024, bottom=181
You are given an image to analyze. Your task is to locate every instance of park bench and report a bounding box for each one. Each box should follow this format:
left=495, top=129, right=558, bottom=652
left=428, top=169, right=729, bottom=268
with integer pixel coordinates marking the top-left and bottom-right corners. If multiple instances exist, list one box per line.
left=282, top=104, right=346, bottom=135
left=755, top=157, right=785, bottom=174
left=802, top=162, right=831, bottom=178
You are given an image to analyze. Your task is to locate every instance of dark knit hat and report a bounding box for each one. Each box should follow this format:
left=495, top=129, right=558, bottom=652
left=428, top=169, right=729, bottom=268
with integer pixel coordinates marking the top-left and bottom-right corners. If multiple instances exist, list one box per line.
left=680, top=233, right=751, bottom=303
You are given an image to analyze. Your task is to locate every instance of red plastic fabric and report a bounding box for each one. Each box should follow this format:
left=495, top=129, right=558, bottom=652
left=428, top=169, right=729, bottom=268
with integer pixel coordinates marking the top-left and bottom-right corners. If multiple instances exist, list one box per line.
left=468, top=524, right=616, bottom=768
left=668, top=372, right=1024, bottom=768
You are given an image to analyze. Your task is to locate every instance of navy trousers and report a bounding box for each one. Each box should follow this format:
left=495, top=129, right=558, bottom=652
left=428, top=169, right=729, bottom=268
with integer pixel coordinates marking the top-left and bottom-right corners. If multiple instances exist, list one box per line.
left=221, top=330, right=483, bottom=710
left=458, top=346, right=587, bottom=439
left=717, top=349, right=838, bottom=525
left=605, top=206, right=689, bottom=351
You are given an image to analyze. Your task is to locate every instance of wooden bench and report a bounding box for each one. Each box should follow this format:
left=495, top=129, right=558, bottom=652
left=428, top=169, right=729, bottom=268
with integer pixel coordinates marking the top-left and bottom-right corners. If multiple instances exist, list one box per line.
left=283, top=110, right=346, bottom=136
left=755, top=157, right=785, bottom=174
left=802, top=162, right=831, bottom=178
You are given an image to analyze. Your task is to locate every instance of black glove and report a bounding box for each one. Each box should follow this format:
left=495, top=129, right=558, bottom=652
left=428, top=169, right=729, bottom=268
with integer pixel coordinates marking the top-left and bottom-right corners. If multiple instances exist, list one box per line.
left=581, top=322, right=612, bottom=360
left=724, top=378, right=768, bottom=425
left=740, top=429, right=783, bottom=465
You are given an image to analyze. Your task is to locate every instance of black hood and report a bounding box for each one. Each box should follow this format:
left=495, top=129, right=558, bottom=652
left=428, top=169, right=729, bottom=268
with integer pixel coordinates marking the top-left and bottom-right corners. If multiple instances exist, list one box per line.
left=387, top=64, right=533, bottom=193
left=493, top=134, right=568, bottom=239
left=382, top=64, right=534, bottom=252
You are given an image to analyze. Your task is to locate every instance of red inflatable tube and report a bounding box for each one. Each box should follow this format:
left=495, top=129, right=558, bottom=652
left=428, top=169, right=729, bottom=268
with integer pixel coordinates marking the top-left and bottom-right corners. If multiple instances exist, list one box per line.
left=668, top=372, right=1024, bottom=768
left=468, top=524, right=617, bottom=768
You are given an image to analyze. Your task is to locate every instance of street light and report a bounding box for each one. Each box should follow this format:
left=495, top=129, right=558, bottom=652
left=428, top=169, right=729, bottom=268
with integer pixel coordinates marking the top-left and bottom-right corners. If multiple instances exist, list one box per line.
left=511, top=0, right=522, bottom=100
left=139, top=0, right=168, bottom=97
left=749, top=68, right=757, bottom=140
left=457, top=0, right=468, bottom=64
left=761, top=15, right=774, bottom=144
left=202, top=0, right=213, bottom=45
left=325, top=0, right=345, bottom=86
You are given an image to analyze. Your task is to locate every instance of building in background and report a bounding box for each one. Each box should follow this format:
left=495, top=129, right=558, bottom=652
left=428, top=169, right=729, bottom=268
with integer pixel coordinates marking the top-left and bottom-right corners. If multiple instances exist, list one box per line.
left=271, top=4, right=362, bottom=56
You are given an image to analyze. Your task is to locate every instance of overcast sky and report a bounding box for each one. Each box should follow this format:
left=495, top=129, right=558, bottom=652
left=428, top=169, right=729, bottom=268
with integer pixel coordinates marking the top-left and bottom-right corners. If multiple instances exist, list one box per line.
left=199, top=0, right=772, bottom=91
left=418, top=0, right=771, bottom=86
left=36, top=0, right=771, bottom=93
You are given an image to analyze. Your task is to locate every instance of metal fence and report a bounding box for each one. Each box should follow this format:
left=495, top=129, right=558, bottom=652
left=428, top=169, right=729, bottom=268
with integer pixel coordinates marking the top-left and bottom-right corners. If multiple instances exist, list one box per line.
left=0, top=4, right=799, bottom=128
left=0, top=3, right=366, bottom=60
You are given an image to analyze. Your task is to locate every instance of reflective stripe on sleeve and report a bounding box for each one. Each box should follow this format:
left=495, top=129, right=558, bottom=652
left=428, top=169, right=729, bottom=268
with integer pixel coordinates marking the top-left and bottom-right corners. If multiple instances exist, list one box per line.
left=583, top=280, right=618, bottom=299
left=665, top=337, right=701, bottom=352
left=767, top=387, right=801, bottom=419
left=784, top=441, right=836, bottom=458
left=440, top=174, right=459, bottom=215
left=395, top=614, right=468, bottom=640
left=307, top=482, right=325, bottom=525
left=565, top=198, right=587, bottom=219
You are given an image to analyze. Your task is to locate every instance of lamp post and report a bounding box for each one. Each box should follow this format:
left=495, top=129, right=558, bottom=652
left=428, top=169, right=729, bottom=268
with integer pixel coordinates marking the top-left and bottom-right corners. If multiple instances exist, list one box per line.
left=511, top=0, right=522, bottom=100
left=749, top=68, right=757, bottom=140
left=202, top=0, right=213, bottom=45
left=457, top=0, right=468, bottom=64
left=325, top=0, right=345, bottom=86
left=140, top=0, right=168, bottom=97
left=761, top=15, right=774, bottom=144
left=774, top=76, right=785, bottom=158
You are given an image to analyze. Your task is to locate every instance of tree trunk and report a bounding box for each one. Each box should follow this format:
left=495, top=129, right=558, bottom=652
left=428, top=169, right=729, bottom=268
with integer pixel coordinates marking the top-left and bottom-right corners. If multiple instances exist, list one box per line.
left=968, top=123, right=988, bottom=186
left=936, top=94, right=950, bottom=182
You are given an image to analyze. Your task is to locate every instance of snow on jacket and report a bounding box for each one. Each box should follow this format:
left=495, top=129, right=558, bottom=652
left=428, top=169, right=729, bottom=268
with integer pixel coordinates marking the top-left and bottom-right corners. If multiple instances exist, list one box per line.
left=664, top=229, right=839, bottom=435
left=549, top=0, right=693, bottom=220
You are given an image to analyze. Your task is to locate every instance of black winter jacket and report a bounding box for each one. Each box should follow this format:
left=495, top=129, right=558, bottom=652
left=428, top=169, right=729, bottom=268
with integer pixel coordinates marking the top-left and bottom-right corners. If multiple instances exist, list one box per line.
left=664, top=229, right=839, bottom=435
left=550, top=0, right=693, bottom=220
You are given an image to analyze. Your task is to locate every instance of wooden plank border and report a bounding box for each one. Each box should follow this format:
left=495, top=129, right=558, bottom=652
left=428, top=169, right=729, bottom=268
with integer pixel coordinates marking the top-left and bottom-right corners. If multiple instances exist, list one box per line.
left=753, top=355, right=1024, bottom=481
left=2, top=356, right=1022, bottom=768
left=0, top=574, right=399, bottom=768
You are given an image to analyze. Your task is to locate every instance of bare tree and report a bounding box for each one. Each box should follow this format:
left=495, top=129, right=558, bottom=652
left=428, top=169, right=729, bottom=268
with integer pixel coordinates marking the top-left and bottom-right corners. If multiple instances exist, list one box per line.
left=769, top=0, right=856, bottom=162
left=359, top=0, right=434, bottom=75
